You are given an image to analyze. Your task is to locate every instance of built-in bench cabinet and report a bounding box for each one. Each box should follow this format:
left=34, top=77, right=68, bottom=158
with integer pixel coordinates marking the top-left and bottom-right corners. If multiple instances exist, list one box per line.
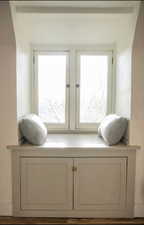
left=21, top=157, right=126, bottom=211
left=8, top=135, right=138, bottom=218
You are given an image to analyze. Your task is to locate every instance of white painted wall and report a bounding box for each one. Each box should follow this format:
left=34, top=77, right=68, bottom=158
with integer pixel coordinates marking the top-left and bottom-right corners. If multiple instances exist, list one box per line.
left=130, top=2, right=144, bottom=217
left=116, top=47, right=132, bottom=118
left=16, top=13, right=135, bottom=45
left=16, top=43, right=31, bottom=118
left=115, top=4, right=139, bottom=119
left=0, top=2, right=17, bottom=215
left=10, top=3, right=32, bottom=119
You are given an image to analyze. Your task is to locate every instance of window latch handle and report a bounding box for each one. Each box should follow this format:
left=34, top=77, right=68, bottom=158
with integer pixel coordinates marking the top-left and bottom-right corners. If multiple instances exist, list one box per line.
left=72, top=166, right=77, bottom=172
left=66, top=84, right=70, bottom=88
left=76, top=84, right=80, bottom=88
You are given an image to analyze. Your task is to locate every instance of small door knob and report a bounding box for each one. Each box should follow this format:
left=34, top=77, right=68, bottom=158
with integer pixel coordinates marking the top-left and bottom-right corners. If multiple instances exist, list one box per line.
left=76, top=84, right=80, bottom=88
left=72, top=166, right=77, bottom=172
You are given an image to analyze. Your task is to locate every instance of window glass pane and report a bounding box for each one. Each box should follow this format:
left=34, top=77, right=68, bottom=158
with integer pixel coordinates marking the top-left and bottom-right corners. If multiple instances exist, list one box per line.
left=38, top=54, right=67, bottom=124
left=80, top=55, right=108, bottom=123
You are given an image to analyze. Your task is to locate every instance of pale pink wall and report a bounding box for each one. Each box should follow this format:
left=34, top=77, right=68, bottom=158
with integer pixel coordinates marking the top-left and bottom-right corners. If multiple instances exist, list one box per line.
left=130, top=2, right=144, bottom=216
left=0, top=1, right=17, bottom=215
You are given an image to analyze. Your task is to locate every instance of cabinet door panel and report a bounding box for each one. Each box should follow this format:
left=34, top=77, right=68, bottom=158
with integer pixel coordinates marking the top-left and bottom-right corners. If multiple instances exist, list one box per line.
left=21, top=158, right=73, bottom=210
left=74, top=158, right=127, bottom=210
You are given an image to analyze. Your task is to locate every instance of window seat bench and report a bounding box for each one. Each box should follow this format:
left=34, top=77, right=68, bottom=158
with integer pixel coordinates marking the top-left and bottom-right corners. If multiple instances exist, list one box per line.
left=8, top=134, right=139, bottom=218
left=8, top=134, right=138, bottom=151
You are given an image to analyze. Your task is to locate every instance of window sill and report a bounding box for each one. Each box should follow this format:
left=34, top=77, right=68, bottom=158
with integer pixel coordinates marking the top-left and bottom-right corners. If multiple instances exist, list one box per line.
left=8, top=134, right=140, bottom=151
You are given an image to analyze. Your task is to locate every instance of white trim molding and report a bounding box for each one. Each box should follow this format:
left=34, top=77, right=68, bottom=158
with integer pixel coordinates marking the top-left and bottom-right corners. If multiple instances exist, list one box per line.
left=11, top=1, right=140, bottom=14
left=135, top=203, right=144, bottom=217
left=0, top=201, right=12, bottom=216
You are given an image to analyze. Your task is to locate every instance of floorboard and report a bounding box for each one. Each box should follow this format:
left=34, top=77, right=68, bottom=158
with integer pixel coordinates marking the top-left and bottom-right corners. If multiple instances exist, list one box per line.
left=0, top=217, right=144, bottom=224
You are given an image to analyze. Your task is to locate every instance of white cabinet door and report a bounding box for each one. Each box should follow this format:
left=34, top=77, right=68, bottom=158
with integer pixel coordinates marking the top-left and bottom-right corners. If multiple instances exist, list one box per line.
left=74, top=158, right=127, bottom=210
left=20, top=158, right=73, bottom=210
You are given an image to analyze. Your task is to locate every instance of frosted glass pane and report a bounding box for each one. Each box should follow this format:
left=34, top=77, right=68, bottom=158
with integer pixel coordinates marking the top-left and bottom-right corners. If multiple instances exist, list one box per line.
left=80, top=55, right=108, bottom=123
left=38, top=55, right=66, bottom=123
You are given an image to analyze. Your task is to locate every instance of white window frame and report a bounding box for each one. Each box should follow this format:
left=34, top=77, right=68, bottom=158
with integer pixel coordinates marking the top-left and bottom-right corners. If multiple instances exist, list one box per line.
left=32, top=50, right=70, bottom=130
left=32, top=45, right=115, bottom=133
left=76, top=50, right=113, bottom=130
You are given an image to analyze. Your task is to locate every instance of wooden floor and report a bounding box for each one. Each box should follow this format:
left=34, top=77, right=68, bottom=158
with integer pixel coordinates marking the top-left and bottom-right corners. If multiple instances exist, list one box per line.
left=0, top=217, right=144, bottom=224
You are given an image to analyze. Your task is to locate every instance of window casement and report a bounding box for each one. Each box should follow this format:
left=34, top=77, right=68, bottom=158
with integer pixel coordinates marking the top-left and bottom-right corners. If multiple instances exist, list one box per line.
left=32, top=47, right=115, bottom=132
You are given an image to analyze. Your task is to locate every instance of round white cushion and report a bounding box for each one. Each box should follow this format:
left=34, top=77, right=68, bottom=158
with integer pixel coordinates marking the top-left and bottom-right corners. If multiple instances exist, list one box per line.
left=19, top=114, right=47, bottom=145
left=98, top=114, right=128, bottom=145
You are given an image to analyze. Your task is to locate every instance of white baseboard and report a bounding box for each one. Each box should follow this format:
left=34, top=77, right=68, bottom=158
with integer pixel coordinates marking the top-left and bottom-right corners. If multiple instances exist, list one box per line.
left=0, top=201, right=143, bottom=217
left=0, top=201, right=12, bottom=216
left=135, top=203, right=144, bottom=217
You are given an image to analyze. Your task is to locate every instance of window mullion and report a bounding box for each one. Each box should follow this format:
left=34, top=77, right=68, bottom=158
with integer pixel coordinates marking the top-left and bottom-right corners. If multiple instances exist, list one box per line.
left=69, top=49, right=76, bottom=131
left=32, top=51, right=39, bottom=115
left=107, top=52, right=112, bottom=115
left=65, top=53, right=70, bottom=129
left=76, top=52, right=80, bottom=129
